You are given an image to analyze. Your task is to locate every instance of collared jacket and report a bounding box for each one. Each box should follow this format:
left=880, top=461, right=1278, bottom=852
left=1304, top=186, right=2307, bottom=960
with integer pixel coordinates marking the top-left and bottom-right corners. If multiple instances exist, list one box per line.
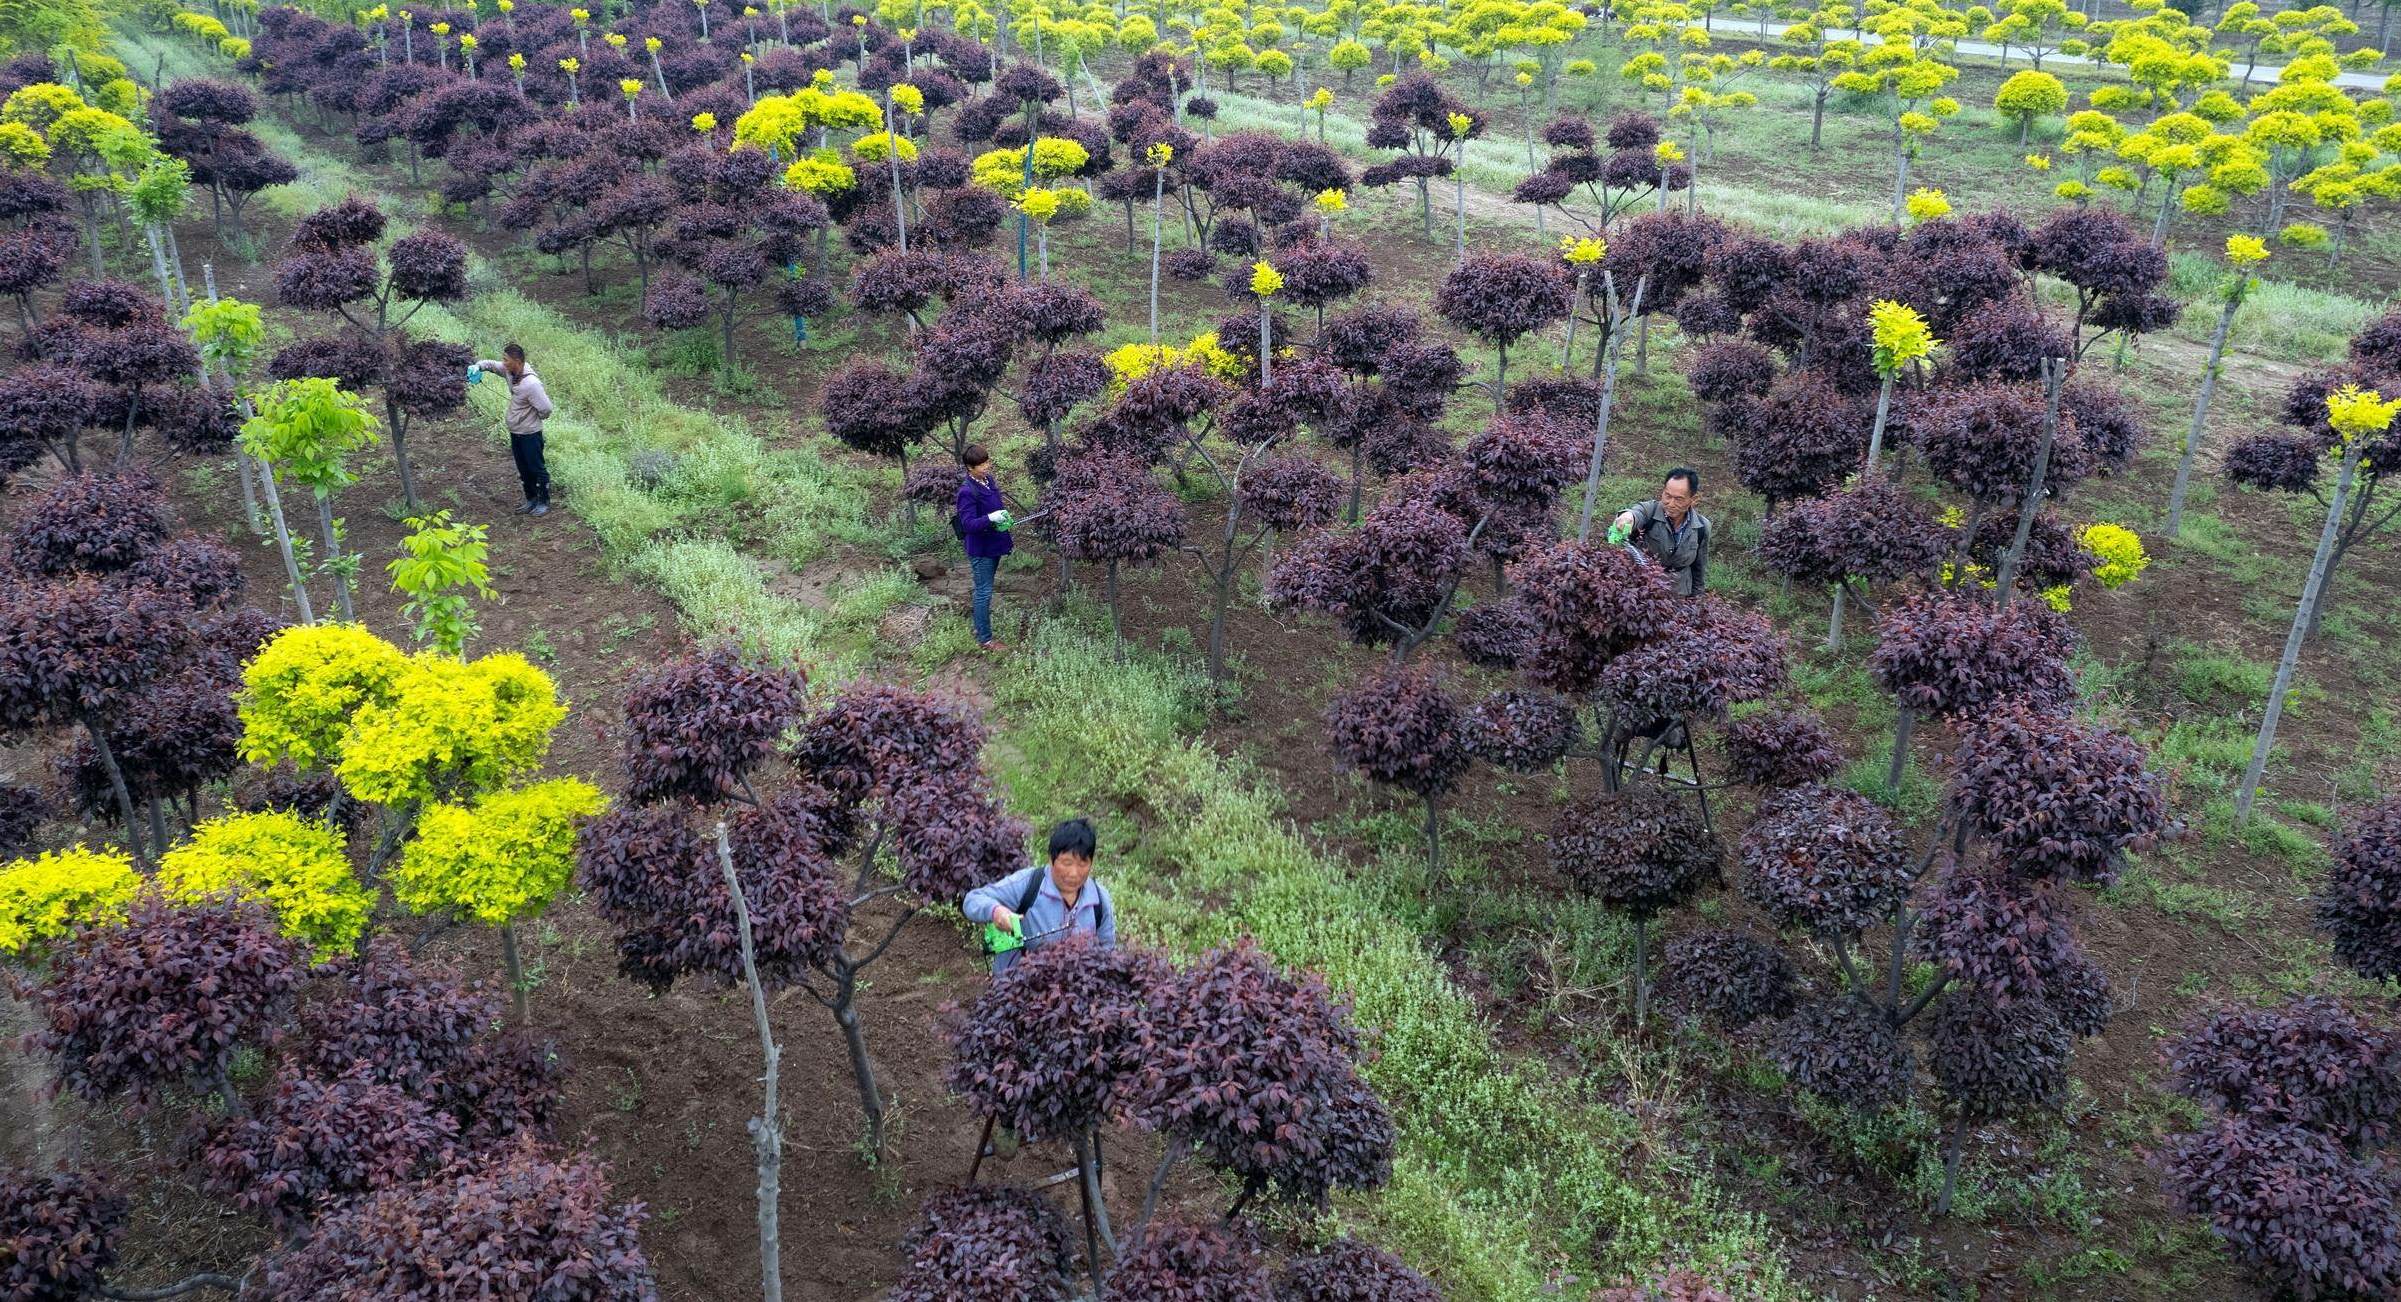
left=1624, top=498, right=1710, bottom=596
left=961, top=865, right=1116, bottom=974
left=956, top=473, right=1014, bottom=561
left=475, top=361, right=555, bottom=435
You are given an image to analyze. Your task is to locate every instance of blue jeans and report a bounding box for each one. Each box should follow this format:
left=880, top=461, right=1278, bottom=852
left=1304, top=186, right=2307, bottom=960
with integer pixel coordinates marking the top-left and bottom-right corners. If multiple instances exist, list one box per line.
left=970, top=555, right=1000, bottom=645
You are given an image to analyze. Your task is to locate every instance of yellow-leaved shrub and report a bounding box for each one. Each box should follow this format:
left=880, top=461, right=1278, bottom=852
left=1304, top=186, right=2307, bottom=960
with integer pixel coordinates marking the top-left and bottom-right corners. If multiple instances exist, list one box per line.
left=0, top=847, right=139, bottom=957
left=157, top=811, right=369, bottom=959
left=393, top=778, right=609, bottom=928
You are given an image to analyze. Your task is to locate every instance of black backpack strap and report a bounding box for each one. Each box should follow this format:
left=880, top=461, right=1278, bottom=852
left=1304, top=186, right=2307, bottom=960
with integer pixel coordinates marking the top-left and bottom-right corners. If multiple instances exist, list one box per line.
left=1014, top=868, right=1046, bottom=918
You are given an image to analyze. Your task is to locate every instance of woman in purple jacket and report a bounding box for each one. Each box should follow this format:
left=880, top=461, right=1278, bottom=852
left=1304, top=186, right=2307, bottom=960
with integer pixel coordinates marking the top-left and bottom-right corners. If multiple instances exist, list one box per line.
left=955, top=443, right=1013, bottom=650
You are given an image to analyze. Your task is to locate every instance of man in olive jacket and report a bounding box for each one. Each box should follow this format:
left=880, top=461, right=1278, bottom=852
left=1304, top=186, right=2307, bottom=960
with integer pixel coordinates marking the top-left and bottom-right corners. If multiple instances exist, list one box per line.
left=474, top=343, right=556, bottom=516
left=1610, top=466, right=1710, bottom=596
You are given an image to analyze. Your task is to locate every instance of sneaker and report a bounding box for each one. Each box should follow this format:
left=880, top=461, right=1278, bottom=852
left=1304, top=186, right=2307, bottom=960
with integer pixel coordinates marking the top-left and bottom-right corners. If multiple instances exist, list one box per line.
left=530, top=502, right=550, bottom=517
left=513, top=500, right=537, bottom=514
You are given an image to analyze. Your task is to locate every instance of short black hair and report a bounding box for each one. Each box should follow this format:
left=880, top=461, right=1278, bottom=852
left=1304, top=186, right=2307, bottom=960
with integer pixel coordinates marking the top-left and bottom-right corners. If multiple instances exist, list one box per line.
left=1048, top=817, right=1097, bottom=862
left=1664, top=467, right=1701, bottom=495
left=503, top=343, right=526, bottom=363
left=963, top=443, right=993, bottom=469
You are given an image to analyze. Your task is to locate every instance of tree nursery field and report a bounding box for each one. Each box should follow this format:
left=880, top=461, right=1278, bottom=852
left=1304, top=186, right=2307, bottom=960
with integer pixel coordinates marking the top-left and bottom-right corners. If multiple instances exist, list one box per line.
left=10, top=0, right=2401, bottom=1295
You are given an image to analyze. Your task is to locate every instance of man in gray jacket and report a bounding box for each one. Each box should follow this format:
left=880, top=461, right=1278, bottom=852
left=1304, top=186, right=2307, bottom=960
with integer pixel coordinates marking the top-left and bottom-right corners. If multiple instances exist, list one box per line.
left=475, top=344, right=555, bottom=516
left=1609, top=466, right=1709, bottom=596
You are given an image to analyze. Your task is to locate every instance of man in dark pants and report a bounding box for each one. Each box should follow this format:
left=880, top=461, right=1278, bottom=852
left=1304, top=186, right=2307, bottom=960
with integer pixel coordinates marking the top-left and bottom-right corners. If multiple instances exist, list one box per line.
left=1609, top=466, right=1710, bottom=596
left=475, top=344, right=555, bottom=515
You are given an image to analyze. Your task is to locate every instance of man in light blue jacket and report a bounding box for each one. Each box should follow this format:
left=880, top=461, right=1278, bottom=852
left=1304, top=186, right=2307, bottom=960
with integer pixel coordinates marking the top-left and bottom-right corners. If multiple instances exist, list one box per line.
left=962, top=818, right=1117, bottom=974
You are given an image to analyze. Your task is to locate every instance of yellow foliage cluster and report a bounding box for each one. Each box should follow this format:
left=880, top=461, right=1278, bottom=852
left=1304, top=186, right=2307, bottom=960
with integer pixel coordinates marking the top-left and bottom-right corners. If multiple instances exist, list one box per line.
left=157, top=811, right=370, bottom=960
left=0, top=847, right=138, bottom=957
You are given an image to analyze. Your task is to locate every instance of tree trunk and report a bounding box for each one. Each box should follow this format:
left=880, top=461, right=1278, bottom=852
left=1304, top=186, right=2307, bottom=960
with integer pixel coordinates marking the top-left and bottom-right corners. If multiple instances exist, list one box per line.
left=1937, top=1114, right=1969, bottom=1216
left=81, top=716, right=145, bottom=863
left=1105, top=559, right=1124, bottom=650
left=713, top=825, right=784, bottom=1302
left=1574, top=276, right=1644, bottom=541
left=1148, top=175, right=1164, bottom=344
left=253, top=457, right=316, bottom=623
left=1865, top=374, right=1895, bottom=471
left=1994, top=361, right=2066, bottom=600
left=2169, top=291, right=2241, bottom=537
left=501, top=922, right=528, bottom=1023
left=1890, top=127, right=1911, bottom=226
left=1632, top=914, right=1650, bottom=1026
left=1886, top=704, right=1917, bottom=792
left=2235, top=440, right=2363, bottom=823
left=1824, top=582, right=1846, bottom=651
left=315, top=490, right=356, bottom=622
left=1811, top=87, right=1827, bottom=149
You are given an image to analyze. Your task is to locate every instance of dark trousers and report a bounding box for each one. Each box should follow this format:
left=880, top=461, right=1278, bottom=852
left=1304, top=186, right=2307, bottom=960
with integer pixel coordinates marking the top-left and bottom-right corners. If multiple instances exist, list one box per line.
left=509, top=430, right=550, bottom=503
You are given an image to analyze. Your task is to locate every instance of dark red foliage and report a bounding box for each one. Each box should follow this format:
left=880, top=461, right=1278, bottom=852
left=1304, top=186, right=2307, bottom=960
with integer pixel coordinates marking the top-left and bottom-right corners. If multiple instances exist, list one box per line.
left=1238, top=455, right=1343, bottom=533
left=946, top=936, right=1169, bottom=1142
left=275, top=245, right=380, bottom=309
left=1049, top=450, right=1184, bottom=567
left=387, top=229, right=469, bottom=302
left=1018, top=350, right=1108, bottom=429
left=1759, top=475, right=1944, bottom=590
left=28, top=896, right=305, bottom=1106
left=1654, top=929, right=1800, bottom=1029
left=1610, top=209, right=1722, bottom=314
left=2169, top=998, right=2401, bottom=1153
left=642, top=272, right=710, bottom=330
left=2059, top=380, right=2145, bottom=474
left=1869, top=588, right=2076, bottom=720
left=1106, top=1220, right=1271, bottom=1300
left=891, top=1185, right=1077, bottom=1302
left=1915, top=381, right=2091, bottom=506
left=1267, top=497, right=1472, bottom=649
left=0, top=1167, right=126, bottom=1302
left=1928, top=991, right=2072, bottom=1122
left=1739, top=783, right=1909, bottom=937
left=578, top=795, right=851, bottom=994
left=64, top=668, right=242, bottom=818
left=1277, top=241, right=1373, bottom=311
left=1966, top=509, right=2091, bottom=591
left=1719, top=370, right=1870, bottom=509
left=1599, top=597, right=1787, bottom=727
left=822, top=359, right=927, bottom=462
left=1912, top=867, right=2083, bottom=1006
left=1325, top=665, right=1471, bottom=802
left=619, top=647, right=806, bottom=806
left=269, top=331, right=391, bottom=390
left=1683, top=338, right=1778, bottom=403
left=158, top=77, right=255, bottom=124
left=1449, top=597, right=1534, bottom=671
left=1462, top=688, right=1579, bottom=772
left=1435, top=253, right=1570, bottom=352
left=1509, top=539, right=1676, bottom=696
left=1950, top=701, right=2166, bottom=885
left=0, top=365, right=100, bottom=465
left=295, top=938, right=560, bottom=1149
left=199, top=1066, right=457, bottom=1230
left=790, top=681, right=986, bottom=804
left=1945, top=297, right=2073, bottom=383
left=1273, top=1237, right=1440, bottom=1302
left=2225, top=432, right=2323, bottom=494
left=0, top=577, right=199, bottom=731
left=1770, top=997, right=1914, bottom=1110
left=2321, top=797, right=2401, bottom=982
left=0, top=781, right=40, bottom=857
left=252, top=1143, right=659, bottom=1301
left=882, top=778, right=1031, bottom=908
left=2162, top=1118, right=2401, bottom=1302
left=1550, top=785, right=1718, bottom=919
left=1133, top=940, right=1392, bottom=1207
left=8, top=470, right=168, bottom=577
left=1721, top=705, right=1844, bottom=788
left=58, top=281, right=159, bottom=327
